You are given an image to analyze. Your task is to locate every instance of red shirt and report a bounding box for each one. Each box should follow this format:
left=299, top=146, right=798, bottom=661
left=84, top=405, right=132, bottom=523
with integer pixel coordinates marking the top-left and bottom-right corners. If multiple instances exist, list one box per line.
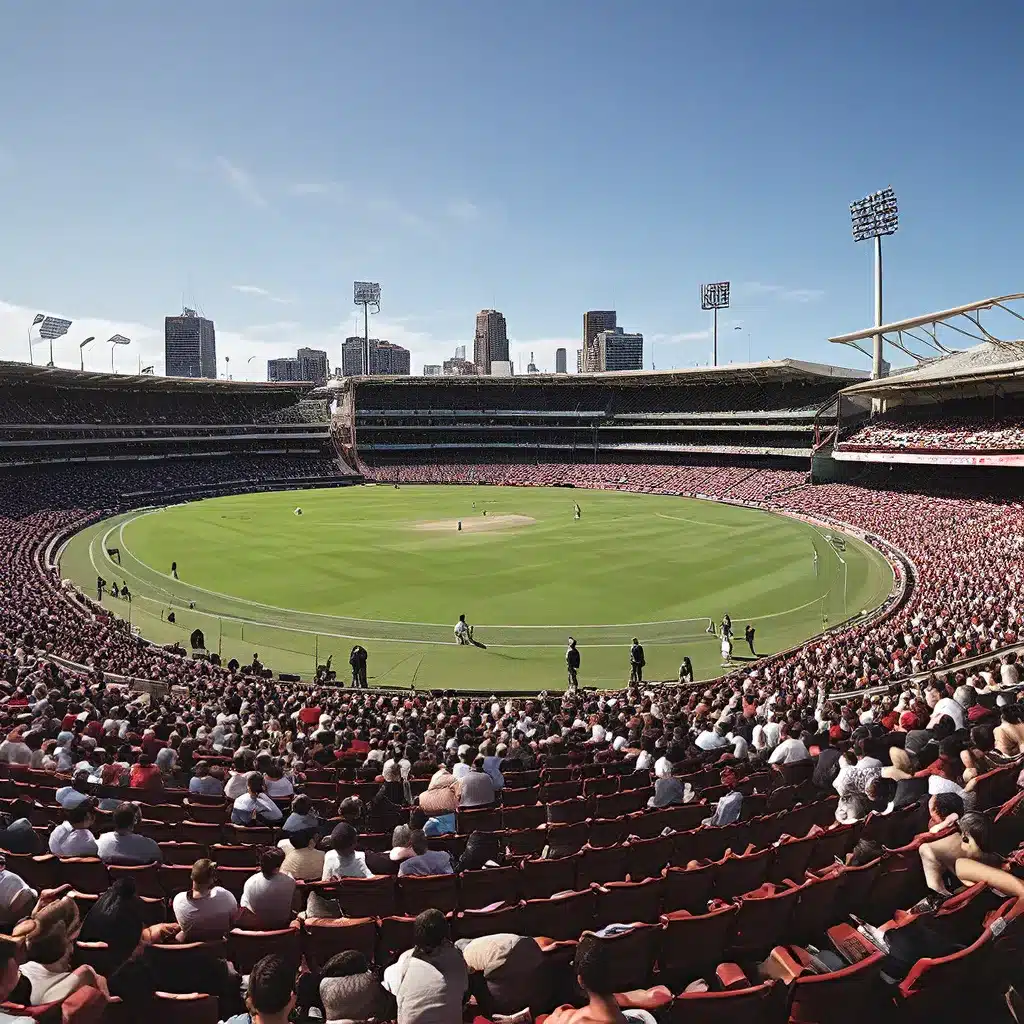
left=298, top=707, right=322, bottom=726
left=348, top=738, right=370, bottom=755
left=129, top=763, right=162, bottom=789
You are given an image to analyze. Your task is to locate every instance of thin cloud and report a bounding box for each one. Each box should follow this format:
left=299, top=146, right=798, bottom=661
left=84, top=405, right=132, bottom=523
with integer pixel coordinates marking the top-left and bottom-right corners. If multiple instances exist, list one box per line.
left=743, top=282, right=825, bottom=304
left=287, top=181, right=342, bottom=197
left=216, top=157, right=268, bottom=209
left=232, top=284, right=293, bottom=305
left=650, top=330, right=712, bottom=344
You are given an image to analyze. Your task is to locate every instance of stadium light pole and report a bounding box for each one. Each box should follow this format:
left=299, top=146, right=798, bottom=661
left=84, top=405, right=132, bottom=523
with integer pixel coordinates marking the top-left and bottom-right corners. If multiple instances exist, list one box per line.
left=354, top=282, right=381, bottom=375
left=27, top=314, right=45, bottom=364
left=700, top=282, right=730, bottom=366
left=850, top=187, right=898, bottom=379
left=78, top=336, right=95, bottom=371
left=108, top=335, right=131, bottom=372
left=37, top=316, right=73, bottom=368
left=246, top=355, right=256, bottom=381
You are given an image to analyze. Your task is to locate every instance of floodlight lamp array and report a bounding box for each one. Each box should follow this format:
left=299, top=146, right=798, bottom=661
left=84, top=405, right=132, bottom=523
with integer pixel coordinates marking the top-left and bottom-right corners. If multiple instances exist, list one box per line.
left=700, top=282, right=730, bottom=310
left=851, top=187, right=899, bottom=242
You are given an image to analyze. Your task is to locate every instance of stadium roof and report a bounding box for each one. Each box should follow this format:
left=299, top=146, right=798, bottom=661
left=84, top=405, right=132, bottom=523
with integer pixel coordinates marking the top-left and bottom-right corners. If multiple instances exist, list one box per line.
left=830, top=292, right=1024, bottom=398
left=0, top=361, right=313, bottom=395
left=318, top=358, right=867, bottom=392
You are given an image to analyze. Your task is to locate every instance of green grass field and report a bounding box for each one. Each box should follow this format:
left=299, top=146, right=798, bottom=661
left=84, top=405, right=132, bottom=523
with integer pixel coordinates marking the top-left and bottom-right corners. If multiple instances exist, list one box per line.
left=59, top=484, right=894, bottom=690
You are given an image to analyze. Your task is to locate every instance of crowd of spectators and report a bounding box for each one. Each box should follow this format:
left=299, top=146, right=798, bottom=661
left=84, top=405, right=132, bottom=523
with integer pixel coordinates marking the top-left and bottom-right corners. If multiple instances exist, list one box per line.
left=839, top=416, right=1024, bottom=454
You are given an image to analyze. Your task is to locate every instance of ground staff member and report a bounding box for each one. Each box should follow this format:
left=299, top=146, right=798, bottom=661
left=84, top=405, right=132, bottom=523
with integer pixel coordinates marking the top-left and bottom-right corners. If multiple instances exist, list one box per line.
left=566, top=637, right=580, bottom=691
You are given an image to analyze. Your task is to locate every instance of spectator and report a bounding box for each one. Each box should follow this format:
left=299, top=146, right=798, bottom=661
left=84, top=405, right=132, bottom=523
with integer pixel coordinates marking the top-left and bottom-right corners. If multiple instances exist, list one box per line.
left=767, top=722, right=810, bottom=764
left=453, top=832, right=501, bottom=873
left=322, top=823, right=373, bottom=881
left=96, top=804, right=162, bottom=865
left=456, top=758, right=495, bottom=809
left=54, top=769, right=92, bottom=810
left=398, top=830, right=454, bottom=876
left=224, top=954, right=295, bottom=1024
left=702, top=768, right=743, bottom=826
left=129, top=754, right=162, bottom=791
left=382, top=909, right=467, bottom=1024
left=232, top=773, right=284, bottom=827
left=171, top=859, right=241, bottom=941
left=647, top=776, right=686, bottom=809
left=188, top=761, right=224, bottom=797
left=545, top=932, right=624, bottom=1024
left=0, top=936, right=33, bottom=1024
left=264, top=763, right=294, bottom=800
left=241, top=849, right=296, bottom=930
left=317, top=951, right=393, bottom=1023
left=920, top=812, right=1000, bottom=897
left=48, top=802, right=98, bottom=857
left=0, top=854, right=37, bottom=930
left=282, top=794, right=320, bottom=837
left=279, top=830, right=324, bottom=882
left=927, top=792, right=964, bottom=834
left=457, top=933, right=549, bottom=1017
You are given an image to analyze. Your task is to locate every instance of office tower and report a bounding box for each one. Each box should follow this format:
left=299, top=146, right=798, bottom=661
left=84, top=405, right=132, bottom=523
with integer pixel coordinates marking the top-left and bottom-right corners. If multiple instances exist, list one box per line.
left=582, top=310, right=616, bottom=372
left=342, top=336, right=410, bottom=375
left=577, top=349, right=584, bottom=373
left=296, top=347, right=328, bottom=384
left=596, top=327, right=644, bottom=371
left=555, top=348, right=567, bottom=374
left=443, top=356, right=477, bottom=376
left=454, top=345, right=466, bottom=361
left=473, top=309, right=508, bottom=375
left=423, top=364, right=442, bottom=376
left=164, top=309, right=217, bottom=378
left=267, top=357, right=300, bottom=382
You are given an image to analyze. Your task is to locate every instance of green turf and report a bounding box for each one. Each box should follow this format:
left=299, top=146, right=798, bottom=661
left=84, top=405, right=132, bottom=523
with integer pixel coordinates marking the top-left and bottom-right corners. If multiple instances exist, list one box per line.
left=59, top=484, right=894, bottom=690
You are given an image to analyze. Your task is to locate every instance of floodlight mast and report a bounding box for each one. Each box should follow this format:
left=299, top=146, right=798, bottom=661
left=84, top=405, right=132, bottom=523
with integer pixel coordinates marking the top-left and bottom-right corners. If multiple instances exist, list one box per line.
left=353, top=282, right=381, bottom=375
left=27, top=314, right=44, bottom=364
left=700, top=282, right=731, bottom=366
left=850, top=187, right=898, bottom=378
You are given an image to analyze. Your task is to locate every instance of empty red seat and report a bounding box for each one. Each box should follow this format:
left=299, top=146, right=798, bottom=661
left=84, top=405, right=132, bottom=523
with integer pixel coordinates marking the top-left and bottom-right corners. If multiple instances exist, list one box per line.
left=520, top=854, right=578, bottom=899
left=665, top=978, right=783, bottom=1024
left=228, top=926, right=302, bottom=973
left=453, top=903, right=525, bottom=940
left=593, top=876, right=665, bottom=927
left=713, top=845, right=771, bottom=899
left=459, top=865, right=520, bottom=910
left=521, top=888, right=595, bottom=941
left=663, top=862, right=715, bottom=914
left=577, top=925, right=661, bottom=992
left=301, top=916, right=376, bottom=970
left=731, top=882, right=801, bottom=957
left=577, top=844, right=628, bottom=887
left=659, top=905, right=739, bottom=985
left=332, top=875, right=397, bottom=918
left=398, top=873, right=458, bottom=915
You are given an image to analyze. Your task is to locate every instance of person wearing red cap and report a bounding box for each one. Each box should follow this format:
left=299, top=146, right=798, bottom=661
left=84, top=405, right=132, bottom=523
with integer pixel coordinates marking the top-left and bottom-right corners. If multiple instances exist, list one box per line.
left=702, top=768, right=743, bottom=827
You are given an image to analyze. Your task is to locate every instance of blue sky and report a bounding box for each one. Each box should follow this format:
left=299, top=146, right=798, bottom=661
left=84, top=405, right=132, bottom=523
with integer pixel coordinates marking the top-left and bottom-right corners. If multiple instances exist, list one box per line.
left=1, top=1, right=1022, bottom=377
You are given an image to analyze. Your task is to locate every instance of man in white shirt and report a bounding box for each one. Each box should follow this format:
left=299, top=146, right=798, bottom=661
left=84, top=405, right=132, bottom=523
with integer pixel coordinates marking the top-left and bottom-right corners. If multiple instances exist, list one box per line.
left=241, top=849, right=297, bottom=930
left=695, top=723, right=729, bottom=752
left=48, top=803, right=99, bottom=857
left=172, top=858, right=241, bottom=940
left=767, top=723, right=810, bottom=765
left=232, top=775, right=284, bottom=826
left=653, top=751, right=675, bottom=779
left=0, top=855, right=37, bottom=928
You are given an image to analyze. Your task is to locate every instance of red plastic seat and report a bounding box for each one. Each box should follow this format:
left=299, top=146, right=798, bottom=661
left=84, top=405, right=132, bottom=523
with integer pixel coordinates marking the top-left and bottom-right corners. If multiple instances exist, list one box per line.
left=713, top=845, right=771, bottom=899
left=501, top=804, right=545, bottom=830
left=787, top=871, right=845, bottom=942
left=459, top=865, right=520, bottom=910
left=209, top=843, right=260, bottom=867
left=398, top=872, right=458, bottom=915
left=456, top=806, right=502, bottom=834
left=768, top=833, right=818, bottom=885
left=151, top=991, right=221, bottom=1024
left=593, top=876, right=665, bottom=927
left=228, top=925, right=302, bottom=973
left=665, top=978, right=783, bottom=1024
left=786, top=947, right=888, bottom=1024
left=520, top=888, right=596, bottom=941
left=56, top=857, right=109, bottom=895
left=158, top=863, right=194, bottom=899
left=546, top=798, right=587, bottom=824
left=731, top=882, right=801, bottom=957
left=805, top=824, right=857, bottom=870
left=542, top=821, right=588, bottom=854
left=658, top=905, right=739, bottom=986
left=625, top=835, right=674, bottom=881
left=375, top=914, right=416, bottom=963
left=520, top=854, right=578, bottom=899
left=107, top=861, right=163, bottom=898
left=587, top=817, right=626, bottom=849
left=453, top=903, right=525, bottom=940
left=157, top=842, right=209, bottom=866
left=577, top=843, right=628, bottom=887
left=301, top=916, right=376, bottom=970
left=332, top=875, right=397, bottom=918
left=835, top=858, right=881, bottom=917
left=540, top=781, right=581, bottom=803
left=663, top=861, right=716, bottom=914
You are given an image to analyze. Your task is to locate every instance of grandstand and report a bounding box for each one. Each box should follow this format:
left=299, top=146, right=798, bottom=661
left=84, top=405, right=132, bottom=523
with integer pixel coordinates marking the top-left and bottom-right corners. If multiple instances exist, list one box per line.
left=1, top=355, right=1024, bottom=1022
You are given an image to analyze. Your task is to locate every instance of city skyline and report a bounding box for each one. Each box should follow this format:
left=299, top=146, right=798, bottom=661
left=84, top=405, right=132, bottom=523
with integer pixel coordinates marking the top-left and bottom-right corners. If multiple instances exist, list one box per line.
left=2, top=5, right=1024, bottom=379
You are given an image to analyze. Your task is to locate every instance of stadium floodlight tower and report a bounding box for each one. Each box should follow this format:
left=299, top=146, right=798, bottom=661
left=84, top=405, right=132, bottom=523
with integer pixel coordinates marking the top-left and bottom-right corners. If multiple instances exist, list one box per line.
left=850, top=186, right=899, bottom=379
left=37, top=316, right=73, bottom=367
left=354, top=281, right=381, bottom=375
left=26, top=313, right=45, bottom=363
left=78, top=336, right=96, bottom=371
left=700, top=281, right=730, bottom=367
left=107, top=334, right=131, bottom=372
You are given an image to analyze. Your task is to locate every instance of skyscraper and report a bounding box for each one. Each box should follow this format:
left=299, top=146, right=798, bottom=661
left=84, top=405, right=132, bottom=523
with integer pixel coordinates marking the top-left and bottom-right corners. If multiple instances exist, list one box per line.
left=582, top=310, right=616, bottom=372
left=473, top=309, right=508, bottom=375
left=555, top=348, right=567, bottom=374
left=267, top=347, right=328, bottom=384
left=596, top=327, right=644, bottom=371
left=164, top=309, right=217, bottom=378
left=342, top=337, right=410, bottom=376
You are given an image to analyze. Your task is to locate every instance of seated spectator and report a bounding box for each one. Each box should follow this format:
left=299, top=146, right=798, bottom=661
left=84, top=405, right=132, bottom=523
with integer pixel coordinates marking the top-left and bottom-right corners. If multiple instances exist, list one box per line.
left=241, top=849, right=296, bottom=931
left=78, top=877, right=170, bottom=962
left=231, top=773, right=284, bottom=827
left=419, top=768, right=457, bottom=837
left=322, top=823, right=372, bottom=881
left=172, top=859, right=241, bottom=941
left=398, top=829, right=453, bottom=876
left=48, top=802, right=98, bottom=857
left=0, top=815, right=41, bottom=857
left=0, top=936, right=33, bottom=1024
left=453, top=832, right=501, bottom=873
left=0, top=730, right=32, bottom=767
left=702, top=768, right=742, bottom=826
left=920, top=811, right=1000, bottom=896
left=456, top=757, right=496, bottom=808
left=279, top=829, right=324, bottom=882
left=961, top=724, right=1004, bottom=783
left=695, top=721, right=729, bottom=752
left=926, top=792, right=964, bottom=834
left=647, top=776, right=685, bottom=809
left=382, top=909, right=467, bottom=1024
left=282, top=794, right=320, bottom=837
left=188, top=761, right=224, bottom=797
left=264, top=763, right=294, bottom=800
left=545, top=931, right=623, bottom=1024
left=224, top=954, right=295, bottom=1024
left=457, top=933, right=549, bottom=1017
left=317, top=951, right=393, bottom=1024
left=387, top=825, right=416, bottom=865
left=479, top=742, right=505, bottom=791
left=129, top=753, right=162, bottom=791
left=0, top=854, right=38, bottom=930
left=768, top=722, right=810, bottom=764
left=845, top=839, right=884, bottom=867
left=14, top=895, right=105, bottom=1004
left=96, top=803, right=162, bottom=865
left=54, top=769, right=92, bottom=810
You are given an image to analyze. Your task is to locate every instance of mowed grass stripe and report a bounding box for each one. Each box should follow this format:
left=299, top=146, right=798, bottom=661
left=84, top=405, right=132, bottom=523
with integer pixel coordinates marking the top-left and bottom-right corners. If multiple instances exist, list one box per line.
left=60, top=485, right=894, bottom=689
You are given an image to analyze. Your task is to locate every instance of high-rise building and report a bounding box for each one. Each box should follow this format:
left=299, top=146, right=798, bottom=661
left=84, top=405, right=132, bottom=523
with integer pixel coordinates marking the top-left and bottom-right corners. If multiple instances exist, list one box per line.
left=473, top=309, right=508, bottom=375
left=164, top=310, right=217, bottom=378
left=582, top=310, right=616, bottom=372
left=443, top=356, right=477, bottom=376
left=555, top=348, right=567, bottom=374
left=342, top=336, right=410, bottom=376
left=423, top=364, right=442, bottom=376
left=596, top=327, right=644, bottom=372
left=268, top=347, right=329, bottom=384
left=454, top=345, right=467, bottom=361
left=577, top=349, right=584, bottom=373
